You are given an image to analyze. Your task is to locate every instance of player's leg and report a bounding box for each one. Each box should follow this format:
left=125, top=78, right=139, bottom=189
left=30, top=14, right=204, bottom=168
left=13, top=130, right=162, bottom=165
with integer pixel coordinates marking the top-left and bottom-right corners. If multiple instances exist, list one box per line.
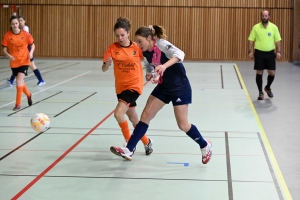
left=126, top=106, right=153, bottom=155
left=254, top=50, right=265, bottom=100
left=172, top=92, right=212, bottom=164
left=30, top=60, right=45, bottom=86
left=13, top=66, right=32, bottom=111
left=264, top=51, right=276, bottom=98
left=110, top=88, right=166, bottom=160
left=7, top=74, right=15, bottom=86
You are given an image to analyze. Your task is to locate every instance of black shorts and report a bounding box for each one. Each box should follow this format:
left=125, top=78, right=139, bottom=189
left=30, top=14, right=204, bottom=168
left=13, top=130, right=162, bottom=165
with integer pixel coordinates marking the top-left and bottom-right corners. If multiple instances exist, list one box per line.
left=254, top=49, right=276, bottom=70
left=117, top=90, right=140, bottom=107
left=11, top=66, right=29, bottom=77
left=151, top=86, right=192, bottom=106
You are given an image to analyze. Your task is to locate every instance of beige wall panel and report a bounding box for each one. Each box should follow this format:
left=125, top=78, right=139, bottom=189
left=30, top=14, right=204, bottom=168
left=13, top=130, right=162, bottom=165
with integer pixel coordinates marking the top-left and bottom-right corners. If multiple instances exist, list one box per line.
left=0, top=3, right=293, bottom=60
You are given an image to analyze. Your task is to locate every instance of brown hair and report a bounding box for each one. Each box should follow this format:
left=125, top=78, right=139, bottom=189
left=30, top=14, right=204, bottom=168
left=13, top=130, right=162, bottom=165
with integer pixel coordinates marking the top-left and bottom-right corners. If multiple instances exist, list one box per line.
left=114, top=17, right=131, bottom=32
left=135, top=25, right=167, bottom=40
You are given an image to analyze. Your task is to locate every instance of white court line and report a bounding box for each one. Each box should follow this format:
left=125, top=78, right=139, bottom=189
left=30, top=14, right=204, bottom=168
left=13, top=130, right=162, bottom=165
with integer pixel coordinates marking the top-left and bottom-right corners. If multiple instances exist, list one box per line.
left=0, top=71, right=91, bottom=109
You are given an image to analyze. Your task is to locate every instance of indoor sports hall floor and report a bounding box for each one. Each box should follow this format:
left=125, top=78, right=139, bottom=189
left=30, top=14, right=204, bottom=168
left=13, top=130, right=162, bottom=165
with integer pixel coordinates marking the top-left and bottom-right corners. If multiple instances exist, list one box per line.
left=0, top=58, right=299, bottom=200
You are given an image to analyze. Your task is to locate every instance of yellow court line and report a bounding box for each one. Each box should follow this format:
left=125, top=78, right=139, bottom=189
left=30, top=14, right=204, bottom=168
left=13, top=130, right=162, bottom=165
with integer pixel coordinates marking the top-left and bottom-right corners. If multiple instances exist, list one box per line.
left=234, top=63, right=292, bottom=200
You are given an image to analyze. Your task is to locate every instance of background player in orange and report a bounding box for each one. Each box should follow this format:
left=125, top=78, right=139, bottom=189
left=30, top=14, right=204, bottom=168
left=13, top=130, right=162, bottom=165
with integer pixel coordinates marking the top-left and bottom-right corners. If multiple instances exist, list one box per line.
left=7, top=15, right=46, bottom=87
left=102, top=17, right=153, bottom=155
left=1, top=15, right=33, bottom=111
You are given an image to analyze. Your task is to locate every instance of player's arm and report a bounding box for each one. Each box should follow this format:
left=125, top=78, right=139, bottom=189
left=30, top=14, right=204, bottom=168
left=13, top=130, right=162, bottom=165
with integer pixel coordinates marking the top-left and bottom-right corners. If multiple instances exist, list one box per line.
left=102, top=58, right=112, bottom=72
left=248, top=41, right=254, bottom=59
left=275, top=41, right=282, bottom=59
left=29, top=43, right=35, bottom=59
left=154, top=39, right=184, bottom=76
left=2, top=46, right=14, bottom=60
left=102, top=46, right=113, bottom=72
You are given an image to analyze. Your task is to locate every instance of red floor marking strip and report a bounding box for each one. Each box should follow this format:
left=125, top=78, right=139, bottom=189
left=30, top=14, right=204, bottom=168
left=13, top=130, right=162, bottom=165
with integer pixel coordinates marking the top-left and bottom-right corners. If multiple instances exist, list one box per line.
left=11, top=110, right=114, bottom=200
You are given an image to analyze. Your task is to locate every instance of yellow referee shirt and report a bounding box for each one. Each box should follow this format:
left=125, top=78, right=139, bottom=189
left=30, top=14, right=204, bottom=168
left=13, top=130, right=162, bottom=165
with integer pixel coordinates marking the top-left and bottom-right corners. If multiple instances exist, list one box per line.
left=248, top=22, right=281, bottom=51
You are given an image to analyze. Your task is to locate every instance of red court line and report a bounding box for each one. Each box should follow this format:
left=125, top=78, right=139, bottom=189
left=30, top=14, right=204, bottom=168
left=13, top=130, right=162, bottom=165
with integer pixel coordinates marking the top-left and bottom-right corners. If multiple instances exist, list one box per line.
left=11, top=110, right=114, bottom=200
left=11, top=81, right=149, bottom=199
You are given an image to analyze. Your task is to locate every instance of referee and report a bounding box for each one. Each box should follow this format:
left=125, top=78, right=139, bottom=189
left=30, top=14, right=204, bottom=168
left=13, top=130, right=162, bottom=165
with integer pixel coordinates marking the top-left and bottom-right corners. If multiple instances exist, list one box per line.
left=248, top=10, right=282, bottom=100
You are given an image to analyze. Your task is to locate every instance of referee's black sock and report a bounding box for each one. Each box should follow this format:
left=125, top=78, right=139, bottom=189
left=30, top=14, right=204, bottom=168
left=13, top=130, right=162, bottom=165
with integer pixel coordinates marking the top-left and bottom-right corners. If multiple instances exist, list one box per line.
left=266, top=75, right=275, bottom=89
left=256, top=74, right=263, bottom=93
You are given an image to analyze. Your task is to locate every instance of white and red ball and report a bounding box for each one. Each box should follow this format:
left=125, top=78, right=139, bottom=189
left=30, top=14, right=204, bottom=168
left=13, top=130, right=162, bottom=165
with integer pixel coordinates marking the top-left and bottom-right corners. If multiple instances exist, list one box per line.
left=30, top=113, right=50, bottom=132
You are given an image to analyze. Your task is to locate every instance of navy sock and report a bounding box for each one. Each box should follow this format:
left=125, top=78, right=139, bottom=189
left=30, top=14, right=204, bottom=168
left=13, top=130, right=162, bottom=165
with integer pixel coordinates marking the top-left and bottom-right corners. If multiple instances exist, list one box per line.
left=126, top=121, right=148, bottom=151
left=256, top=74, right=263, bottom=93
left=33, top=69, right=43, bottom=82
left=9, top=74, right=15, bottom=83
left=186, top=124, right=207, bottom=148
left=266, top=75, right=275, bottom=89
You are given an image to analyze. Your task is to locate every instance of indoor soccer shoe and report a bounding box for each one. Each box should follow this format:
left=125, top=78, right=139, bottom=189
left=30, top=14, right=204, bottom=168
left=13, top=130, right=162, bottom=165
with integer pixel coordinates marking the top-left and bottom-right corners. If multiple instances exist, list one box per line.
left=257, top=92, right=264, bottom=100
left=27, top=94, right=32, bottom=106
left=13, top=105, right=20, bottom=111
left=201, top=139, right=212, bottom=164
left=37, top=81, right=46, bottom=86
left=6, top=79, right=13, bottom=87
left=110, top=146, right=133, bottom=161
left=144, top=138, right=153, bottom=155
left=264, top=86, right=274, bottom=98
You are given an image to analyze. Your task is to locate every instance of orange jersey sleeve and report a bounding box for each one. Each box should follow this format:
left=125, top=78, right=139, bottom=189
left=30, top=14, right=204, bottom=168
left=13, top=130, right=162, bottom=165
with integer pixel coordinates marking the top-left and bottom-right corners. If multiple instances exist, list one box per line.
left=104, top=42, right=144, bottom=95
left=1, top=30, right=34, bottom=68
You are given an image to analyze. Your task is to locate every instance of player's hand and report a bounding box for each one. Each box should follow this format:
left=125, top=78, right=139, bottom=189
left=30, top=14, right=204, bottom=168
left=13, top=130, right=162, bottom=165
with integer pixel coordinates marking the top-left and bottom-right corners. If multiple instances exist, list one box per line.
left=276, top=52, right=281, bottom=60
left=155, top=64, right=166, bottom=76
left=248, top=52, right=253, bottom=59
left=105, top=57, right=112, bottom=66
left=8, top=55, right=15, bottom=60
left=145, top=73, right=153, bottom=81
left=152, top=74, right=159, bottom=84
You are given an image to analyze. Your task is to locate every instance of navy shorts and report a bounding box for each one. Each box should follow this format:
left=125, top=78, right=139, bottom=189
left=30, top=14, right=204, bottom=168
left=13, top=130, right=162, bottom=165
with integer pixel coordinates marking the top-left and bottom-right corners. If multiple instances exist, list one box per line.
left=254, top=49, right=276, bottom=70
left=151, top=86, right=192, bottom=106
left=11, top=66, right=29, bottom=77
left=117, top=90, right=140, bottom=107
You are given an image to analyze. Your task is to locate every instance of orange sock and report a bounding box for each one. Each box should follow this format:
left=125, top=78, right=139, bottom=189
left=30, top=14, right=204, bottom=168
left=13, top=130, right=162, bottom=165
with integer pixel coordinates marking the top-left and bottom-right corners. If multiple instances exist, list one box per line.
left=141, top=135, right=149, bottom=145
left=23, top=84, right=31, bottom=97
left=133, top=124, right=149, bottom=145
left=119, top=120, right=131, bottom=142
left=16, top=86, right=23, bottom=106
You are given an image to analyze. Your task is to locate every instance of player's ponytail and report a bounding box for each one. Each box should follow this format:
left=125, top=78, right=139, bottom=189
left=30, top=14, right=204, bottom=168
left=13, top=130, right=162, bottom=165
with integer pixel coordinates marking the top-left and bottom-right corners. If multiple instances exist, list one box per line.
left=152, top=25, right=167, bottom=39
left=135, top=25, right=167, bottom=40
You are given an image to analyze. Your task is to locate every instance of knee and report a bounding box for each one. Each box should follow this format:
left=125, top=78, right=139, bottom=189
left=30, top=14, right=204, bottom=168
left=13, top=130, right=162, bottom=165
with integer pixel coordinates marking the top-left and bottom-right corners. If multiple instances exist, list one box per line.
left=114, top=110, right=123, bottom=121
left=256, top=71, right=263, bottom=75
left=268, top=71, right=275, bottom=76
left=140, top=108, right=154, bottom=122
left=177, top=122, right=190, bottom=132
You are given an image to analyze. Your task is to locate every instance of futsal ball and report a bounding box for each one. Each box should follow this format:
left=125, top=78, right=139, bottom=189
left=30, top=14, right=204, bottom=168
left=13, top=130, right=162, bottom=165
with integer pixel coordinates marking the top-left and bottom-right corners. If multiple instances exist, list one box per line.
left=30, top=113, right=50, bottom=132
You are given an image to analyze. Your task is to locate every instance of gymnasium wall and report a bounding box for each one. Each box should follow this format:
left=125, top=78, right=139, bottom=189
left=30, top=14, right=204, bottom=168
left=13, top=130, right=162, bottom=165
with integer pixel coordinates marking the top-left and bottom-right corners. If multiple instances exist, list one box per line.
left=0, top=0, right=294, bottom=61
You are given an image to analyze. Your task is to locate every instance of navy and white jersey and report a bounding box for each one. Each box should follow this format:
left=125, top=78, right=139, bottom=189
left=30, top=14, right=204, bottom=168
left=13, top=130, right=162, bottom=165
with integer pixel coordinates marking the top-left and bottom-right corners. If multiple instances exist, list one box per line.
left=143, top=39, right=191, bottom=95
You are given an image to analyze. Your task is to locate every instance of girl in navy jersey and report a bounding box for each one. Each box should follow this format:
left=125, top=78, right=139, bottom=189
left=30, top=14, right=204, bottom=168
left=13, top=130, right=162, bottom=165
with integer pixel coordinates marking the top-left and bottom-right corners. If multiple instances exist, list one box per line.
left=110, top=25, right=212, bottom=164
left=7, top=16, right=45, bottom=86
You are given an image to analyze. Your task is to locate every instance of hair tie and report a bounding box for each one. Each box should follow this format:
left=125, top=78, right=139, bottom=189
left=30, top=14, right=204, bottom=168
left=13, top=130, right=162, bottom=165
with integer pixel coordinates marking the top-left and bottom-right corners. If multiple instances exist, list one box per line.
left=148, top=25, right=153, bottom=30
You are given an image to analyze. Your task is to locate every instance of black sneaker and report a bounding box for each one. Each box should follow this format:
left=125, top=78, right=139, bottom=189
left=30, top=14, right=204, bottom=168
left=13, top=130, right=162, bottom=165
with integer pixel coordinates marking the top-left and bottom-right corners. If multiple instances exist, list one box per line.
left=264, top=87, right=274, bottom=98
left=257, top=92, right=264, bottom=100
left=13, top=105, right=20, bottom=111
left=144, top=138, right=153, bottom=155
left=27, top=94, right=32, bottom=106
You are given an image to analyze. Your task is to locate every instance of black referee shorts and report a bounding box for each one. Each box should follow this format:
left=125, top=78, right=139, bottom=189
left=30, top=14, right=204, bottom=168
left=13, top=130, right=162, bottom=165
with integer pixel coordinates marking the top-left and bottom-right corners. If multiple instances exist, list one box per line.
left=254, top=49, right=276, bottom=70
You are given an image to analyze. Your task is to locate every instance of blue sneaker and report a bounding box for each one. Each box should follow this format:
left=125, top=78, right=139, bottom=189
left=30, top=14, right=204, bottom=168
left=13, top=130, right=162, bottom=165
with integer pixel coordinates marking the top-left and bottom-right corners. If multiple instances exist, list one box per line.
left=6, top=79, right=13, bottom=86
left=37, top=81, right=46, bottom=86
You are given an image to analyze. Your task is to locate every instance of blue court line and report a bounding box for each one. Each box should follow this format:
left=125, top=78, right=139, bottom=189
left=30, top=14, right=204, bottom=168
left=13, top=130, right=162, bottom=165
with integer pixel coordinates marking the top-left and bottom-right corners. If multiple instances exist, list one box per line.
left=167, top=162, right=189, bottom=167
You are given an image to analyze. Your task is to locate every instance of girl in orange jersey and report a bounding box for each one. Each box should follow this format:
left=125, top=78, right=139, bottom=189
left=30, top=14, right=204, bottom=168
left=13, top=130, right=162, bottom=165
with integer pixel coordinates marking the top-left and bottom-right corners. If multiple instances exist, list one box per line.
left=7, top=16, right=46, bottom=87
left=1, top=16, right=33, bottom=111
left=102, top=17, right=153, bottom=155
